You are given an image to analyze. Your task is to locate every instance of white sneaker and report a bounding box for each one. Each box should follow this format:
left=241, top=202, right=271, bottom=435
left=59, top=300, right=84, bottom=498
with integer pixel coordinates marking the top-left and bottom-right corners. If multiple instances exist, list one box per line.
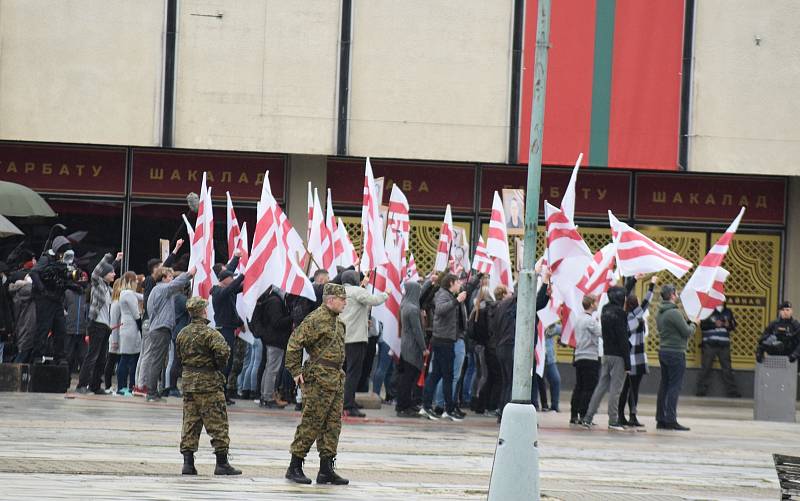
left=608, top=423, right=625, bottom=431
left=421, top=407, right=440, bottom=420
left=441, top=412, right=463, bottom=422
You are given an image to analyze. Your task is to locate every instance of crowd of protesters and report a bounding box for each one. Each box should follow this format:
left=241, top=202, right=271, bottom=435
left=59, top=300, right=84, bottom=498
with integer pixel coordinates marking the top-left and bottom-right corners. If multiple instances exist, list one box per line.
left=1, top=232, right=799, bottom=432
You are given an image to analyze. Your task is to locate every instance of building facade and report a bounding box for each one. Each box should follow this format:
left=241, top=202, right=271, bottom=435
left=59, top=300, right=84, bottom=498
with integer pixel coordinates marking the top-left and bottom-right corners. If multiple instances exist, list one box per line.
left=0, top=1, right=798, bottom=384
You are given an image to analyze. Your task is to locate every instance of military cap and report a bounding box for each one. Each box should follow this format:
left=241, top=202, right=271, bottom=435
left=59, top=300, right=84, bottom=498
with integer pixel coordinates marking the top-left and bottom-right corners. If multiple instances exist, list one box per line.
left=779, top=301, right=793, bottom=310
left=323, top=283, right=347, bottom=299
left=186, top=296, right=208, bottom=316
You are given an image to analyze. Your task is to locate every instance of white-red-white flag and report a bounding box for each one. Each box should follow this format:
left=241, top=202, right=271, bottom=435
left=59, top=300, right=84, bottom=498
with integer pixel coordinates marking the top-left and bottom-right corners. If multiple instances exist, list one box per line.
left=680, top=207, right=744, bottom=320
left=561, top=153, right=583, bottom=221
left=609, top=211, right=693, bottom=278
left=387, top=185, right=410, bottom=241
left=226, top=191, right=241, bottom=262
left=190, top=173, right=218, bottom=325
left=487, top=192, right=513, bottom=292
left=577, top=243, right=616, bottom=297
left=308, top=188, right=335, bottom=275
left=275, top=211, right=316, bottom=302
left=306, top=182, right=313, bottom=243
left=405, top=251, right=420, bottom=282
left=337, top=217, right=359, bottom=269
left=372, top=229, right=403, bottom=356
left=433, top=204, right=454, bottom=272
left=472, top=235, right=492, bottom=274
left=240, top=173, right=284, bottom=322
left=236, top=222, right=249, bottom=274
left=360, top=158, right=387, bottom=272
left=326, top=189, right=345, bottom=268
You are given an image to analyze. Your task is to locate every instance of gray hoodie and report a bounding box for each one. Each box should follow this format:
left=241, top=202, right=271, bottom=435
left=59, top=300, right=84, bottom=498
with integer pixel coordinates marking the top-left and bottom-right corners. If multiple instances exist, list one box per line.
left=400, top=281, right=426, bottom=370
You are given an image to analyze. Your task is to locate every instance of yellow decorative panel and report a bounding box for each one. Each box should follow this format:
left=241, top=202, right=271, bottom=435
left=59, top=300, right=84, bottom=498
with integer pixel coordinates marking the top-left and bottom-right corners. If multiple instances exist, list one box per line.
left=341, top=216, right=470, bottom=277
left=708, top=233, right=780, bottom=370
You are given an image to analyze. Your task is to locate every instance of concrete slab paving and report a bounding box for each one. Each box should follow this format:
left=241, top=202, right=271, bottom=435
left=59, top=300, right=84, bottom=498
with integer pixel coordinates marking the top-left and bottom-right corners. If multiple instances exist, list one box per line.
left=0, top=391, right=795, bottom=500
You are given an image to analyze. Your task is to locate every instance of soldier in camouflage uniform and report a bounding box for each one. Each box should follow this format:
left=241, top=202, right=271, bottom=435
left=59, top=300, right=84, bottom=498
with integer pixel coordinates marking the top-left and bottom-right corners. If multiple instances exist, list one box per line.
left=177, top=296, right=241, bottom=476
left=285, top=283, right=349, bottom=485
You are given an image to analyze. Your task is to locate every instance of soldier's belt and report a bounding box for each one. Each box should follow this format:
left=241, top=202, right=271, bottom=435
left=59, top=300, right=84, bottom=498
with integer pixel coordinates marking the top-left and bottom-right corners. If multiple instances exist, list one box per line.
left=313, top=358, right=342, bottom=370
left=183, top=366, right=218, bottom=373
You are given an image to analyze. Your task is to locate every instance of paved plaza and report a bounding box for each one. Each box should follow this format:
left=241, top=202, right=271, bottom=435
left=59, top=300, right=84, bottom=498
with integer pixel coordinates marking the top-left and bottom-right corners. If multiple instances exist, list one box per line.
left=0, top=391, right=796, bottom=500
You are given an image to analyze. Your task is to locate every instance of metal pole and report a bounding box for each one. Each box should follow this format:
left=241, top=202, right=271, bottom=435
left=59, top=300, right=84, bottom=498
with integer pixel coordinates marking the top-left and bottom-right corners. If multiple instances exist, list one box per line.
left=488, top=1, right=550, bottom=499
left=513, top=0, right=551, bottom=404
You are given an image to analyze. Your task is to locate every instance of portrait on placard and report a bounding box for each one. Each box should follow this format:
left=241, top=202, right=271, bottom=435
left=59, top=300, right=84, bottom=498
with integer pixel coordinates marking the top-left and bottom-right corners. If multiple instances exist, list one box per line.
left=374, top=177, right=386, bottom=205
left=451, top=226, right=471, bottom=273
left=502, top=188, right=525, bottom=235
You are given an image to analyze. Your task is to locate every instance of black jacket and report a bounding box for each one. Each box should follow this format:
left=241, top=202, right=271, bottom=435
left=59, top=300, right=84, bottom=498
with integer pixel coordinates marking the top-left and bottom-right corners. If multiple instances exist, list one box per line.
left=259, top=292, right=293, bottom=349
left=759, top=317, right=800, bottom=358
left=600, top=286, right=631, bottom=371
left=210, top=258, right=244, bottom=330
left=493, top=286, right=549, bottom=347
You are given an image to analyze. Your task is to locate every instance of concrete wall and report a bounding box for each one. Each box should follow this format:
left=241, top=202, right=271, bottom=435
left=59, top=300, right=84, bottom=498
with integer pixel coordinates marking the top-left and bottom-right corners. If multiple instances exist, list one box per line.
left=0, top=1, right=165, bottom=146
left=173, top=1, right=341, bottom=155
left=346, top=0, right=513, bottom=163
left=689, top=0, right=800, bottom=175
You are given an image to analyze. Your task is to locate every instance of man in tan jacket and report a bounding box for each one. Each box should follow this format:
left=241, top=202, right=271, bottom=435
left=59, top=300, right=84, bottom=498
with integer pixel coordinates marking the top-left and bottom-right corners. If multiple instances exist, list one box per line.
left=339, top=270, right=388, bottom=417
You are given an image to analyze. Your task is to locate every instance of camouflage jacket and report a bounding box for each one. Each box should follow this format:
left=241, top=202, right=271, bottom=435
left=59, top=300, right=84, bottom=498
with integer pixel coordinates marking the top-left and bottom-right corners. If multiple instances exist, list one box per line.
left=286, top=304, right=345, bottom=389
left=177, top=317, right=230, bottom=393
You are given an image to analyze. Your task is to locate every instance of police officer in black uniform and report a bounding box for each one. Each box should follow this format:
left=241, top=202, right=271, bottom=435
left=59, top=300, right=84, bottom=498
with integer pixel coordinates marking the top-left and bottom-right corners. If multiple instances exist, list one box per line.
left=756, top=301, right=800, bottom=363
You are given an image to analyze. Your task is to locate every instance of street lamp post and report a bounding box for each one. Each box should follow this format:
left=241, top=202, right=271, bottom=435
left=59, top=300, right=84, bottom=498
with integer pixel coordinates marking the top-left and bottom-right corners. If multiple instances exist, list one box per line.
left=488, top=0, right=551, bottom=499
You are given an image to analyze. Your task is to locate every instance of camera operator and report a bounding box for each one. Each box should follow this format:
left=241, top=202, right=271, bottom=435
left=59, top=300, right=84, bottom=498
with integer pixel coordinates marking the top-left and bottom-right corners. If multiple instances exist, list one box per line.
left=22, top=236, right=84, bottom=364
left=756, top=301, right=800, bottom=363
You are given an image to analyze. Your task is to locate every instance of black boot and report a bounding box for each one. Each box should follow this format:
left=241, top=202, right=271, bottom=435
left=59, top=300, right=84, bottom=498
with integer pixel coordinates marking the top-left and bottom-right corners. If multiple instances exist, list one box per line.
left=285, top=455, right=312, bottom=484
left=214, top=452, right=242, bottom=475
left=316, top=456, right=349, bottom=485
left=628, top=414, right=644, bottom=427
left=181, top=452, right=197, bottom=475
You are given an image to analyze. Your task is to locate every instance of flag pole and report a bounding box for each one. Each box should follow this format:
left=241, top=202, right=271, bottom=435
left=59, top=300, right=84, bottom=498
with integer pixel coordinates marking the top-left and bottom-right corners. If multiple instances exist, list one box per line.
left=488, top=1, right=549, bottom=499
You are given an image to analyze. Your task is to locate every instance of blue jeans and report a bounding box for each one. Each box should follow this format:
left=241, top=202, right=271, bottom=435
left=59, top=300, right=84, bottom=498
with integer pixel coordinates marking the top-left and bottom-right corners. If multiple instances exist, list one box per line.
left=372, top=340, right=393, bottom=398
left=543, top=362, right=561, bottom=411
left=117, top=353, right=139, bottom=391
left=239, top=338, right=262, bottom=392
left=423, top=343, right=455, bottom=413
left=0, top=342, right=4, bottom=363
left=435, top=338, right=465, bottom=408
left=656, top=351, right=686, bottom=424
left=461, top=351, right=475, bottom=404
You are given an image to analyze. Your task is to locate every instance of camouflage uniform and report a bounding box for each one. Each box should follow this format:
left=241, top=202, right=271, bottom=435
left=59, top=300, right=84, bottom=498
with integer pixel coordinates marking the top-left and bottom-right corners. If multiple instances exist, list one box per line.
left=226, top=336, right=247, bottom=392
left=286, top=286, right=347, bottom=459
left=177, top=297, right=232, bottom=455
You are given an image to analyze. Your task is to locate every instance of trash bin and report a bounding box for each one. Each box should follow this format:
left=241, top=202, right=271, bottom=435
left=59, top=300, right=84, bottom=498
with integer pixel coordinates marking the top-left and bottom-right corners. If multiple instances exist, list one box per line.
left=754, top=356, right=797, bottom=423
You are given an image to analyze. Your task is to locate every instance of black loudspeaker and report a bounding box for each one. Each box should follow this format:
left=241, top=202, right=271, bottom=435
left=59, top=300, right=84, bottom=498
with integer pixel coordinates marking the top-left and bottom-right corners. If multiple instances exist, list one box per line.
left=29, top=364, right=70, bottom=393
left=0, top=363, right=30, bottom=392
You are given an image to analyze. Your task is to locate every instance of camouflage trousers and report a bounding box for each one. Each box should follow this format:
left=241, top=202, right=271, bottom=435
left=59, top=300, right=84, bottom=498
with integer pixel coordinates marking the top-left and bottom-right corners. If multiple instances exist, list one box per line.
left=226, top=336, right=247, bottom=391
left=180, top=391, right=230, bottom=454
left=290, top=382, right=344, bottom=459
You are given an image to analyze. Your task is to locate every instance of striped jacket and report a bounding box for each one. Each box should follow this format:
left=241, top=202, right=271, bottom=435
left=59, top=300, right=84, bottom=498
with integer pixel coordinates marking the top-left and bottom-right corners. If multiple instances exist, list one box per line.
left=627, top=284, right=654, bottom=376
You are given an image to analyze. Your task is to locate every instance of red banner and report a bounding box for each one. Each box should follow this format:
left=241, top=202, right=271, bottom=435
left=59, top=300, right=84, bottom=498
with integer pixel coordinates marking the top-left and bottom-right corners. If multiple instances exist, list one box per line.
left=327, top=158, right=476, bottom=211
left=131, top=149, right=286, bottom=201
left=635, top=173, right=786, bottom=225
left=480, top=165, right=631, bottom=218
left=0, top=142, right=127, bottom=195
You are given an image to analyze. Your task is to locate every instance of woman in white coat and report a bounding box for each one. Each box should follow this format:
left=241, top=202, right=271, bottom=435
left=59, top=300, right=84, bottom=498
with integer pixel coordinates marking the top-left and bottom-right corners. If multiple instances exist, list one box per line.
left=112, top=272, right=142, bottom=395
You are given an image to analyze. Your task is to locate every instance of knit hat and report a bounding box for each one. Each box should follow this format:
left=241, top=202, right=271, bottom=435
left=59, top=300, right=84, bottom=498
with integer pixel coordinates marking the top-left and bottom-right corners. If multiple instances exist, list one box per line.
left=186, top=296, right=208, bottom=317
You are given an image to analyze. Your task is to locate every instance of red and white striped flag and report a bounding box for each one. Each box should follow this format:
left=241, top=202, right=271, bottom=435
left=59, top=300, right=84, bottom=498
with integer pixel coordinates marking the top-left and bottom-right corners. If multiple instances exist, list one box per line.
left=360, top=158, right=387, bottom=272
left=326, top=189, right=345, bottom=267
left=306, top=182, right=313, bottom=243
left=680, top=207, right=744, bottom=320
left=275, top=211, right=316, bottom=302
left=487, top=191, right=513, bottom=293
left=561, top=153, right=583, bottom=221
left=433, top=204, right=454, bottom=272
left=190, top=173, right=218, bottom=325
left=337, top=217, right=359, bottom=269
left=236, top=222, right=250, bottom=274
left=387, top=185, right=410, bottom=241
left=472, top=235, right=492, bottom=274
left=405, top=251, right=420, bottom=282
left=609, top=211, right=693, bottom=278
left=226, top=191, right=241, bottom=262
left=308, top=188, right=335, bottom=274
left=240, top=173, right=284, bottom=322
left=577, top=243, right=616, bottom=297
left=372, top=230, right=403, bottom=356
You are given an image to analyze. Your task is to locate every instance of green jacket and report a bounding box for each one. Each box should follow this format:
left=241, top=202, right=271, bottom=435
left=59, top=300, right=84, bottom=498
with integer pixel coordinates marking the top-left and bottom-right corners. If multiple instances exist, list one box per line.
left=656, top=302, right=696, bottom=352
left=286, top=304, right=345, bottom=390
left=176, top=317, right=230, bottom=392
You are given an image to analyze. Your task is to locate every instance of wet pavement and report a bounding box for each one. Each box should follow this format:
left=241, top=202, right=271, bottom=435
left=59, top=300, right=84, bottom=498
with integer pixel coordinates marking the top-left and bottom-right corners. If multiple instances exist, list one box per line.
left=0, top=391, right=795, bottom=500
